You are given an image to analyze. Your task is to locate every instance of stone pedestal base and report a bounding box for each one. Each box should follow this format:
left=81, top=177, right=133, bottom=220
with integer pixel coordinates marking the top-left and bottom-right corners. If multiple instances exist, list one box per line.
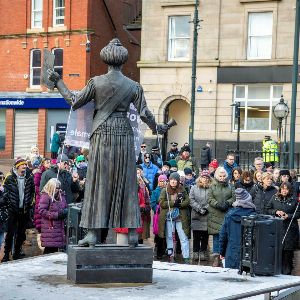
left=67, top=244, right=153, bottom=284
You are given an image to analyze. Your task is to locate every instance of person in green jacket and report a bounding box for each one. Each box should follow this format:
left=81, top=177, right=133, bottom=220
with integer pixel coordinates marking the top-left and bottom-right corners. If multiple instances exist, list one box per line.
left=208, top=166, right=235, bottom=267
left=158, top=172, right=190, bottom=263
left=51, top=131, right=61, bottom=159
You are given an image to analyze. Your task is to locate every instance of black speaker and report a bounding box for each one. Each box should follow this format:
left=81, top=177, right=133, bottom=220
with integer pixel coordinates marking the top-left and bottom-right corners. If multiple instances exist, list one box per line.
left=239, top=214, right=283, bottom=276
left=67, top=203, right=86, bottom=246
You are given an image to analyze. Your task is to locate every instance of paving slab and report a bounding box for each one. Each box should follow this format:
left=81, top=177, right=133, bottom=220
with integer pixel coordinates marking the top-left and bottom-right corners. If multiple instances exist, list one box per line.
left=1, top=253, right=300, bottom=300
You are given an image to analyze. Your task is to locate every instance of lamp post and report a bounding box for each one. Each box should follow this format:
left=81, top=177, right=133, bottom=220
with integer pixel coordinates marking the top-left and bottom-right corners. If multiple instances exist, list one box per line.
left=273, top=95, right=289, bottom=167
left=231, top=102, right=241, bottom=166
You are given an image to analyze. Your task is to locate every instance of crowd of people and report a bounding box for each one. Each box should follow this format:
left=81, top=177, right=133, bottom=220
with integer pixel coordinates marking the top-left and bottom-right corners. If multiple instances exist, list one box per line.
left=0, top=140, right=299, bottom=276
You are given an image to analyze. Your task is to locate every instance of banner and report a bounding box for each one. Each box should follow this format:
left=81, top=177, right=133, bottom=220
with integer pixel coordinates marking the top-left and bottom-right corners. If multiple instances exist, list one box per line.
left=64, top=102, right=147, bottom=158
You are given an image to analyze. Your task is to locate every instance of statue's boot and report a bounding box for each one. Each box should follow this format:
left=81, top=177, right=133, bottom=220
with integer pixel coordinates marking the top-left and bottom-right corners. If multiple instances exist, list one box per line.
left=78, top=229, right=97, bottom=247
left=128, top=228, right=138, bottom=248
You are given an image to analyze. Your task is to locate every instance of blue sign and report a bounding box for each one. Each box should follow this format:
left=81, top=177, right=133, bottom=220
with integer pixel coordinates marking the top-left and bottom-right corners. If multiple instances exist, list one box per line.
left=197, top=86, right=203, bottom=92
left=0, top=97, right=70, bottom=109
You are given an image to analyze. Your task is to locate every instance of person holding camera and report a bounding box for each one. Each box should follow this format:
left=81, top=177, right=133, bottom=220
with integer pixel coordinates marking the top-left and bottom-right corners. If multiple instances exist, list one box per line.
left=266, top=182, right=300, bottom=275
left=189, top=170, right=212, bottom=262
left=158, top=172, right=190, bottom=263
left=39, top=178, right=68, bottom=255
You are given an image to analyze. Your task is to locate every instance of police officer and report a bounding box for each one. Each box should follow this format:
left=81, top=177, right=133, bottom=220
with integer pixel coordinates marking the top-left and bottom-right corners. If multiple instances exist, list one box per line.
left=262, top=136, right=278, bottom=167
left=166, top=142, right=179, bottom=160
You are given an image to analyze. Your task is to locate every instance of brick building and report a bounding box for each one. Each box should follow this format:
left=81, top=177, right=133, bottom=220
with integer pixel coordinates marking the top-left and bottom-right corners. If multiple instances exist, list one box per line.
left=0, top=0, right=141, bottom=158
left=139, top=0, right=300, bottom=161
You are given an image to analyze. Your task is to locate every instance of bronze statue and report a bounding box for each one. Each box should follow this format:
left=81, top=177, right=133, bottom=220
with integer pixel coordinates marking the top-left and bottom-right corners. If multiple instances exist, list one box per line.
left=48, top=38, right=170, bottom=247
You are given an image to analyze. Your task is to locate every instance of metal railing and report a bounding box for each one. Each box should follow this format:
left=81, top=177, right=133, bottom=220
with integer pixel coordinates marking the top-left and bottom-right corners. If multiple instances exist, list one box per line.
left=225, top=149, right=300, bottom=173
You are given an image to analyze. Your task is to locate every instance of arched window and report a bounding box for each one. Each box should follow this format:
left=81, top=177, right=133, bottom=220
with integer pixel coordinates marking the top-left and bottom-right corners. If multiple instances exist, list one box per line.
left=30, top=49, right=41, bottom=87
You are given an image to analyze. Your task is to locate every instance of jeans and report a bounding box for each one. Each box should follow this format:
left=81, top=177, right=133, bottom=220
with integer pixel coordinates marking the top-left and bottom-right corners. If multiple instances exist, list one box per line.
left=0, top=232, right=5, bottom=248
left=213, top=233, right=220, bottom=254
left=166, top=220, right=189, bottom=258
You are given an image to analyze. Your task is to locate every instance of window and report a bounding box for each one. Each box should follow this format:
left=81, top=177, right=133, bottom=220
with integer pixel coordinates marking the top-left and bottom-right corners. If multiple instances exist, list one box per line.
left=0, top=109, right=5, bottom=150
left=233, top=85, right=283, bottom=131
left=30, top=49, right=41, bottom=87
left=52, top=48, right=63, bottom=78
left=53, top=0, right=65, bottom=26
left=168, top=16, right=190, bottom=61
left=247, top=12, right=273, bottom=59
left=31, top=0, right=43, bottom=28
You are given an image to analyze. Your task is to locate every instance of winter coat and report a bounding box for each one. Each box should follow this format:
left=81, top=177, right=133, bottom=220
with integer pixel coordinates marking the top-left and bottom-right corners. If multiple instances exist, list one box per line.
left=39, top=166, right=80, bottom=204
left=266, top=194, right=300, bottom=250
left=3, top=169, right=35, bottom=215
left=141, top=162, right=159, bottom=191
left=39, top=192, right=68, bottom=247
left=51, top=132, right=61, bottom=153
left=200, top=146, right=212, bottom=166
left=219, top=207, right=256, bottom=269
left=223, top=161, right=238, bottom=180
left=138, top=182, right=151, bottom=239
left=166, top=149, right=179, bottom=161
left=158, top=185, right=190, bottom=238
left=0, top=189, right=8, bottom=233
left=250, top=184, right=277, bottom=214
left=176, top=156, right=199, bottom=176
left=33, top=166, right=47, bottom=233
left=234, top=180, right=254, bottom=193
left=189, top=185, right=209, bottom=231
left=150, top=186, right=162, bottom=212
left=207, top=180, right=235, bottom=234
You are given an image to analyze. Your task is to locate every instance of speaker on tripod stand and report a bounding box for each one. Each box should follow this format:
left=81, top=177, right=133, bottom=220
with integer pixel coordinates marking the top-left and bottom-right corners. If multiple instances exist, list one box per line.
left=239, top=214, right=283, bottom=276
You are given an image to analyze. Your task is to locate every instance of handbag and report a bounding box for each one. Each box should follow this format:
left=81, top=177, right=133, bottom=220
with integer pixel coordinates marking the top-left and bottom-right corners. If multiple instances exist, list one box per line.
left=153, top=204, right=160, bottom=235
left=166, top=207, right=180, bottom=221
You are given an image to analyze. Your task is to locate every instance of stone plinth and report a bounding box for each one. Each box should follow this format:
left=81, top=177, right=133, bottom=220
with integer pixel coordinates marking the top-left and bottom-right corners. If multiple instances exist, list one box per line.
left=67, top=244, right=153, bottom=284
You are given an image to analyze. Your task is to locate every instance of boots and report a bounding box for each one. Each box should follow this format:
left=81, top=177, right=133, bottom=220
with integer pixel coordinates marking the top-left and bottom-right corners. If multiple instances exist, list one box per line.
left=1, top=253, right=10, bottom=263
left=200, top=251, right=208, bottom=261
left=78, top=229, right=97, bottom=247
left=192, top=252, right=199, bottom=261
left=128, top=228, right=138, bottom=248
left=212, top=254, right=222, bottom=267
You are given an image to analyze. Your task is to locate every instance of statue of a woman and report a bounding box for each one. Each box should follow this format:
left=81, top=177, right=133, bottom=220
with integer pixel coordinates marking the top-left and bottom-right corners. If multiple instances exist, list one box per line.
left=48, top=38, right=169, bottom=247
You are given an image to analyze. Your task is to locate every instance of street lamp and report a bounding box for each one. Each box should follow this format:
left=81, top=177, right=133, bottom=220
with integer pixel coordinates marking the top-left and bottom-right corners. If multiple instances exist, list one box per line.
left=273, top=95, right=289, bottom=167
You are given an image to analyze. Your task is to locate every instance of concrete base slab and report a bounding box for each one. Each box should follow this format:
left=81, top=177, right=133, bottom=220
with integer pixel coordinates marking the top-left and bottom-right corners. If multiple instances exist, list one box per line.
left=1, top=253, right=300, bottom=299
left=67, top=244, right=153, bottom=284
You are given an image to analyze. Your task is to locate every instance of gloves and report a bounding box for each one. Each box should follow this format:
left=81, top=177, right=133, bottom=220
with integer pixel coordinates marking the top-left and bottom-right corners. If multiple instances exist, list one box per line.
left=155, top=124, right=169, bottom=135
left=199, top=208, right=208, bottom=215
left=47, top=69, right=61, bottom=85
left=173, top=199, right=181, bottom=208
left=58, top=208, right=68, bottom=220
left=217, top=201, right=229, bottom=212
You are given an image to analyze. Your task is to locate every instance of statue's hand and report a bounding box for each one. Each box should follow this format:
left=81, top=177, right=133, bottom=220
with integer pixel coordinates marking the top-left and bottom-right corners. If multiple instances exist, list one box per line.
left=47, top=69, right=60, bottom=84
left=155, top=124, right=169, bottom=135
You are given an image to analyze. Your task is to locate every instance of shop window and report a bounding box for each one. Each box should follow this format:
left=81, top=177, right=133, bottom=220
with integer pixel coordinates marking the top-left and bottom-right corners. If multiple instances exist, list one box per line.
left=247, top=12, right=273, bottom=59
left=0, top=109, right=6, bottom=150
left=31, top=0, right=43, bottom=28
left=30, top=49, right=41, bottom=87
left=53, top=0, right=65, bottom=26
left=168, top=15, right=190, bottom=61
left=233, top=85, right=283, bottom=132
left=52, top=48, right=63, bottom=78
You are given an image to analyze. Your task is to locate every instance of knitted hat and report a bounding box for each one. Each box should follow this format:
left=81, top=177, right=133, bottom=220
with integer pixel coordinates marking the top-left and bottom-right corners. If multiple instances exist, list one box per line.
left=200, top=170, right=211, bottom=178
left=279, top=169, right=290, bottom=177
left=169, top=172, right=180, bottom=182
left=171, top=142, right=178, bottom=146
left=235, top=188, right=251, bottom=202
left=233, top=188, right=255, bottom=209
left=158, top=174, right=168, bottom=182
left=181, top=145, right=191, bottom=153
left=163, top=161, right=171, bottom=168
left=76, top=155, right=85, bottom=163
left=209, top=159, right=219, bottom=169
left=152, top=145, right=159, bottom=151
left=14, top=157, right=27, bottom=168
left=184, top=167, right=193, bottom=175
left=168, top=159, right=178, bottom=168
